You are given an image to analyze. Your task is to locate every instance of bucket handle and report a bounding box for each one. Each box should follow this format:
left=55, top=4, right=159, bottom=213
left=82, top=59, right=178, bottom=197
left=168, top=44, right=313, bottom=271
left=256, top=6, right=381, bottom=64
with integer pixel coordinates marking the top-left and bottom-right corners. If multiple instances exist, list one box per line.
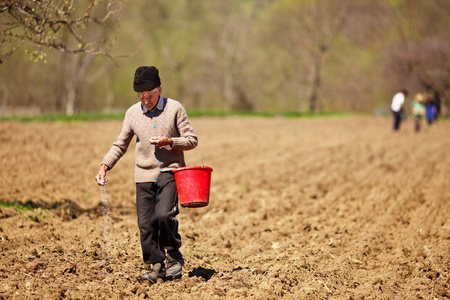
left=197, top=149, right=204, bottom=167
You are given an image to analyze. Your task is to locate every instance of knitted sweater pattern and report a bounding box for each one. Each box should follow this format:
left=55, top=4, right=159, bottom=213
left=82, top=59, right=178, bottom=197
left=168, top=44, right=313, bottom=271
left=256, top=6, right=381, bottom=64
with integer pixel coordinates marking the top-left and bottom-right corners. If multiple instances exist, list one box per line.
left=101, top=97, right=198, bottom=183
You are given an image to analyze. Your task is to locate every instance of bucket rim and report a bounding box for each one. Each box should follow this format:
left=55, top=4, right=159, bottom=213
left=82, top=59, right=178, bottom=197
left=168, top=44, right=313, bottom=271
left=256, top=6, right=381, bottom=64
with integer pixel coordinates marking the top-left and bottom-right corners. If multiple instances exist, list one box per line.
left=173, top=166, right=213, bottom=173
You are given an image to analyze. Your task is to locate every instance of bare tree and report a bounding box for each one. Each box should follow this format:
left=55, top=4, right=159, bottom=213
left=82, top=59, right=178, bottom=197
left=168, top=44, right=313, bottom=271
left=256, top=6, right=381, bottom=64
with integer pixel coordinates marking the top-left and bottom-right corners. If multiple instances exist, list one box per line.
left=264, top=0, right=349, bottom=112
left=381, top=0, right=450, bottom=116
left=216, top=1, right=263, bottom=111
left=386, top=39, right=450, bottom=117
left=304, top=1, right=348, bottom=112
left=0, top=0, right=128, bottom=63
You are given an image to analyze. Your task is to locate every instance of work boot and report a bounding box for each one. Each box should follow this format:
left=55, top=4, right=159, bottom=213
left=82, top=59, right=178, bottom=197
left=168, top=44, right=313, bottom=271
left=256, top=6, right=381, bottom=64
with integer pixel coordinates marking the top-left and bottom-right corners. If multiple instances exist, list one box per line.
left=142, top=262, right=166, bottom=284
left=166, top=251, right=184, bottom=278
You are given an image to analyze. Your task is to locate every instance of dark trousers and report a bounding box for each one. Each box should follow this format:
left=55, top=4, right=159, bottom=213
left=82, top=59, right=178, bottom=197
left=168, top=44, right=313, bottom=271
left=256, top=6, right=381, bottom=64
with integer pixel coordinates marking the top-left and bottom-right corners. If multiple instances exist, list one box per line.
left=414, top=118, right=421, bottom=132
left=136, top=172, right=181, bottom=265
left=392, top=110, right=401, bottom=131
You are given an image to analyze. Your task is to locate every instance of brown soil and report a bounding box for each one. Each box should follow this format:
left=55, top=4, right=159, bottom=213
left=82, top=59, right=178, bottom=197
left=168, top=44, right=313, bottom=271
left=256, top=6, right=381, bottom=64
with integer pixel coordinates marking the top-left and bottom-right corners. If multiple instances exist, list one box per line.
left=0, top=117, right=449, bottom=299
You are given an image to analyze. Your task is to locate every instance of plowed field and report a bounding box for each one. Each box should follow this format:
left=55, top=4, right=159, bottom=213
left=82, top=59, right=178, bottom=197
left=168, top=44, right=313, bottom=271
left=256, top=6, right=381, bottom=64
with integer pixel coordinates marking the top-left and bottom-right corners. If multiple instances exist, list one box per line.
left=0, top=116, right=449, bottom=299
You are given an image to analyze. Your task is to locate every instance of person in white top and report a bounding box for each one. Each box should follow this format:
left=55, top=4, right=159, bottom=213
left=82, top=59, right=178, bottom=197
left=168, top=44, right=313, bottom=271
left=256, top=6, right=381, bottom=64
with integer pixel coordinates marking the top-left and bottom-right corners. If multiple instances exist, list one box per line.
left=391, top=89, right=408, bottom=131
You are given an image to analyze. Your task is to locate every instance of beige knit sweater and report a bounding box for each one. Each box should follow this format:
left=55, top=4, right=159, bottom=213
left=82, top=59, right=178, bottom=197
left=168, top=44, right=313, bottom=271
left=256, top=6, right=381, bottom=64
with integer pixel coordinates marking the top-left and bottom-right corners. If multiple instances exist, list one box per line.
left=101, top=97, right=198, bottom=183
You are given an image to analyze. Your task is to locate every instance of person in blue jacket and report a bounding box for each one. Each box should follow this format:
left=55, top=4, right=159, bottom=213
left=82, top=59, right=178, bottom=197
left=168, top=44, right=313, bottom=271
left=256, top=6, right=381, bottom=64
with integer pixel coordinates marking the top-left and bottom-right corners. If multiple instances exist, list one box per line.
left=425, top=94, right=438, bottom=125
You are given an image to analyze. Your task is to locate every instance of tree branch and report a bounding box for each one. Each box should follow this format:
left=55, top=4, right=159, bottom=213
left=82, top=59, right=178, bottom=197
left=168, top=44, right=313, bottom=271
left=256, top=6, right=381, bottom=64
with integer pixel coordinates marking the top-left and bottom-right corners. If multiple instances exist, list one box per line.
left=0, top=0, right=128, bottom=63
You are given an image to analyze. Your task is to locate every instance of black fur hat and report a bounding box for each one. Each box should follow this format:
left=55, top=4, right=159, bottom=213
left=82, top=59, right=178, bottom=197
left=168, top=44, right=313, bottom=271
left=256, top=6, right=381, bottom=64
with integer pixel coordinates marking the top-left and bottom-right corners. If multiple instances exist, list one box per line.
left=133, top=66, right=161, bottom=92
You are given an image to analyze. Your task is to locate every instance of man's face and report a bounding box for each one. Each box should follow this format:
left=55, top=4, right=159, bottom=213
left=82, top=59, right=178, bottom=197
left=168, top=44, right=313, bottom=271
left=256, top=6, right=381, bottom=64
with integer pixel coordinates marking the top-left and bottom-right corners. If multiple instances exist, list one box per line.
left=138, top=87, right=161, bottom=110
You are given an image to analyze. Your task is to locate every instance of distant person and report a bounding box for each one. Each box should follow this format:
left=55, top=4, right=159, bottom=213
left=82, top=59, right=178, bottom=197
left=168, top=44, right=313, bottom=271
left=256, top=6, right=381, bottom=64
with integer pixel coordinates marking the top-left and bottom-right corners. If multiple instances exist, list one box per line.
left=411, top=93, right=426, bottom=132
left=391, top=89, right=408, bottom=131
left=95, top=66, right=198, bottom=283
left=425, top=94, right=438, bottom=125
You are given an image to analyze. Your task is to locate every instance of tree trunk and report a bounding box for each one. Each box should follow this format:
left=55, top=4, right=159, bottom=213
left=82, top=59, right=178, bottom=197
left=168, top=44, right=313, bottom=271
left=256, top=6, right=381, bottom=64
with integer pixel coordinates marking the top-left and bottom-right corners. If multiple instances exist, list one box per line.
left=307, top=46, right=326, bottom=112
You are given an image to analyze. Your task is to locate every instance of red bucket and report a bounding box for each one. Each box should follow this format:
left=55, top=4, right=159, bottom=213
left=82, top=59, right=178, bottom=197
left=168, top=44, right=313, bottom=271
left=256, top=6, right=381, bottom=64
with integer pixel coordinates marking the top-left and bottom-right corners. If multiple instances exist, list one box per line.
left=173, top=166, right=213, bottom=208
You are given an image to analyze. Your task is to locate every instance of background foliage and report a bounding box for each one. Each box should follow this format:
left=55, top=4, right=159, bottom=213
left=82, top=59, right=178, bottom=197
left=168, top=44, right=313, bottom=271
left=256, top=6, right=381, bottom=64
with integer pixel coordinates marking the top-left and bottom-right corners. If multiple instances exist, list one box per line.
left=1, top=0, right=449, bottom=116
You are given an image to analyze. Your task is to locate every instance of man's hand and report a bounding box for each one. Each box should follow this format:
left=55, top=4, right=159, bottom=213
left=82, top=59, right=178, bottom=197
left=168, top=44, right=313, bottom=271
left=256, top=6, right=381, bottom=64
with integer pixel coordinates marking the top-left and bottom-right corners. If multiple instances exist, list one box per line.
left=150, top=136, right=173, bottom=148
left=95, top=164, right=109, bottom=186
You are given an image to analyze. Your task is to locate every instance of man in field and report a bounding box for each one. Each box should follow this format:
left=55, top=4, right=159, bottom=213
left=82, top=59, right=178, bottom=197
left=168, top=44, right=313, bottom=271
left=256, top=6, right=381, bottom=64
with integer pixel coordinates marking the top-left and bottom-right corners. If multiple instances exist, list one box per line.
left=391, top=89, right=408, bottom=131
left=95, top=66, right=198, bottom=283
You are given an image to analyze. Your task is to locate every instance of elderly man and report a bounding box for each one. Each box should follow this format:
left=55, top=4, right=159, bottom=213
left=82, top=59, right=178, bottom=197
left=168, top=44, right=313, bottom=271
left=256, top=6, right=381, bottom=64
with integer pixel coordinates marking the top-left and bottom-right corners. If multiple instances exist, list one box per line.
left=95, top=66, right=198, bottom=283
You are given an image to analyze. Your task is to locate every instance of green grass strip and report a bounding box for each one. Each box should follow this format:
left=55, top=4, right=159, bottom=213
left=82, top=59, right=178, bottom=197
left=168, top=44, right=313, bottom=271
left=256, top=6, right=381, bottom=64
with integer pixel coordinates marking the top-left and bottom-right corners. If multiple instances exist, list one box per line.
left=0, top=110, right=349, bottom=122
